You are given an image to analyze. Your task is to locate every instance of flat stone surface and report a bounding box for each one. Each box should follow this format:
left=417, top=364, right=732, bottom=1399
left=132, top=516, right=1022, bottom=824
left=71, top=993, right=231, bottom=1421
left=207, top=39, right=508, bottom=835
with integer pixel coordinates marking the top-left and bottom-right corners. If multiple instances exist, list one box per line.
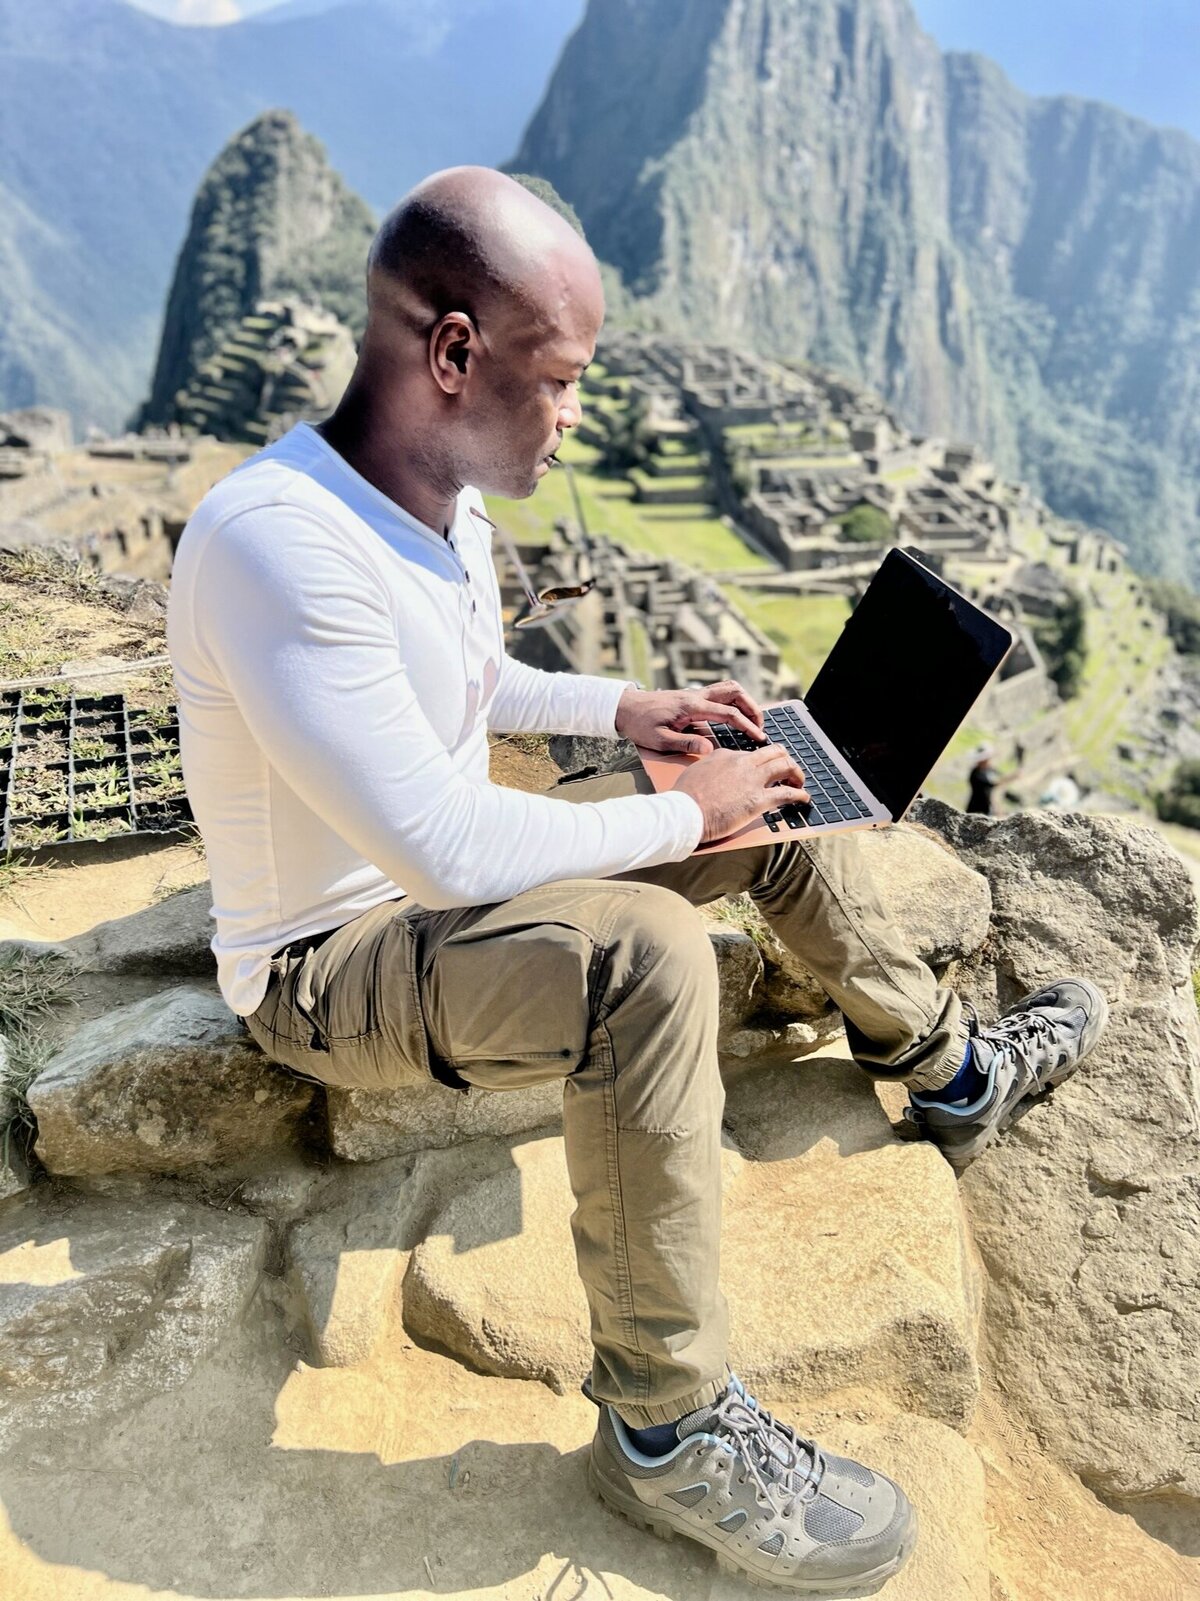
left=722, top=1054, right=980, bottom=1430
left=327, top=1076, right=565, bottom=1162
left=28, top=986, right=315, bottom=1176
left=0, top=1333, right=1008, bottom=1601
left=0, top=1190, right=266, bottom=1444
left=404, top=1053, right=980, bottom=1428
left=287, top=1155, right=423, bottom=1366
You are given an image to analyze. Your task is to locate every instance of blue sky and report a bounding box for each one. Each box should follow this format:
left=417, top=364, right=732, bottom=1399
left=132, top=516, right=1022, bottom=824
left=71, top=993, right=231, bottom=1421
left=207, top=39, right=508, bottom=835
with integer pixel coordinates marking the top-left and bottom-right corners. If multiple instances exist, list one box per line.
left=912, top=0, right=1200, bottom=141
left=125, top=0, right=1200, bottom=145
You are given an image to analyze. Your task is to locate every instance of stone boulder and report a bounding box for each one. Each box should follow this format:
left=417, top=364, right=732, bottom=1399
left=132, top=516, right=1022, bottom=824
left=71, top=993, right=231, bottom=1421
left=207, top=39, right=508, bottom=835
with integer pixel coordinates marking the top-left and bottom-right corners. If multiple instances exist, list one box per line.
left=327, top=1077, right=565, bottom=1163
left=64, top=884, right=214, bottom=976
left=0, top=1191, right=266, bottom=1442
left=287, top=1155, right=423, bottom=1366
left=27, top=987, right=315, bottom=1176
left=403, top=1053, right=980, bottom=1428
left=547, top=733, right=638, bottom=776
left=915, top=802, right=1200, bottom=1542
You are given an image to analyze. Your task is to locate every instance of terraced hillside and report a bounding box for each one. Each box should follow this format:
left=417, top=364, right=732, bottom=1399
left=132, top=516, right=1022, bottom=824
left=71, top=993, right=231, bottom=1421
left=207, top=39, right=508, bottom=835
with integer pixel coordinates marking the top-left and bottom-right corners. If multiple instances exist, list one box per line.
left=493, top=337, right=1188, bottom=822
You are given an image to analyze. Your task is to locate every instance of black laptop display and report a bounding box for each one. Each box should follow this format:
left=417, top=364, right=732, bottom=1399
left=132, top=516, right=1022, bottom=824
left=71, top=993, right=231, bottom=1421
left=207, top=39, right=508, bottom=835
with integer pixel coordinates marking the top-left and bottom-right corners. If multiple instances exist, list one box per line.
left=805, top=548, right=1013, bottom=820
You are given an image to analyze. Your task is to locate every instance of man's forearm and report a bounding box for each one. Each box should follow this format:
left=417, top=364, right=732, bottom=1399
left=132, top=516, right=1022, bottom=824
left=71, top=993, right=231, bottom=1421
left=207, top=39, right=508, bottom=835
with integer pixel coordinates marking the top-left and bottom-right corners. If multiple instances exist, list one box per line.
left=489, top=651, right=634, bottom=738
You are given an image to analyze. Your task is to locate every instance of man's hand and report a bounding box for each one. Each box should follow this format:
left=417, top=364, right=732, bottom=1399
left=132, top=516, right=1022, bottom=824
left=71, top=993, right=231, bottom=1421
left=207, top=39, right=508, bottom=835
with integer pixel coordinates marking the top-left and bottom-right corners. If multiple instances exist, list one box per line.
left=615, top=680, right=766, bottom=755
left=675, top=745, right=810, bottom=843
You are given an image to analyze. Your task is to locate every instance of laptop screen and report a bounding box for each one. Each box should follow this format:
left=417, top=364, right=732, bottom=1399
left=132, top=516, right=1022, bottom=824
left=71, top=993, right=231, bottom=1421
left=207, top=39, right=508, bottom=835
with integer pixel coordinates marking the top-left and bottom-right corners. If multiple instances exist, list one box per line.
left=804, top=548, right=1013, bottom=820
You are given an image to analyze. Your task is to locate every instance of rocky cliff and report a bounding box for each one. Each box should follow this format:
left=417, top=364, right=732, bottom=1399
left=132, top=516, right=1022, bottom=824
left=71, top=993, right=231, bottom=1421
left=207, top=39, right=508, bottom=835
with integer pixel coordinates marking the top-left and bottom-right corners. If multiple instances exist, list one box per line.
left=514, top=0, right=1200, bottom=582
left=142, top=109, right=373, bottom=427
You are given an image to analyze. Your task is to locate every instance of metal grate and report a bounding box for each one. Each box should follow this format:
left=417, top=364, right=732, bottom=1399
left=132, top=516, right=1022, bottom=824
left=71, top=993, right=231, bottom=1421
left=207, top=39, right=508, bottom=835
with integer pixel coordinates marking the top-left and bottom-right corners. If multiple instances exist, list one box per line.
left=0, top=688, right=193, bottom=851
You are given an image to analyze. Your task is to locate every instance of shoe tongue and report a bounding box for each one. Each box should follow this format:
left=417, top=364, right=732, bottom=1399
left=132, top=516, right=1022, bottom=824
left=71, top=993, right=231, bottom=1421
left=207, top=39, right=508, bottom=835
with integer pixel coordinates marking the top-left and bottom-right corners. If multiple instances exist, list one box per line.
left=675, top=1395, right=816, bottom=1485
left=675, top=1402, right=720, bottom=1441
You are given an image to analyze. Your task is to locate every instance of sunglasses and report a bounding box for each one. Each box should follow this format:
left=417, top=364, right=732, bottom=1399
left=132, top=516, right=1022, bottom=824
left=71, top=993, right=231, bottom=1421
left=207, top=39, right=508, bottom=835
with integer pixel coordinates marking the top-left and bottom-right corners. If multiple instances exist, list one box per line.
left=470, top=505, right=597, bottom=629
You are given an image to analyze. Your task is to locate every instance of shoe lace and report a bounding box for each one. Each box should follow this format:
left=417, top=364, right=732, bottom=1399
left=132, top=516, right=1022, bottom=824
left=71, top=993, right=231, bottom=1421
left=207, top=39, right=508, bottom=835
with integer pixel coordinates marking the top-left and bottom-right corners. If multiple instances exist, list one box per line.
left=709, top=1386, right=825, bottom=1516
left=976, top=1008, right=1059, bottom=1094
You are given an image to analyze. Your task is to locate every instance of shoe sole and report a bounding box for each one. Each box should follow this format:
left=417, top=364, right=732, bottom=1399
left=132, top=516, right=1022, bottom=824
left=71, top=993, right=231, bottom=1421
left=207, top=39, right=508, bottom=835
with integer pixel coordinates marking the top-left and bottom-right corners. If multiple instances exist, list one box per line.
left=941, top=979, right=1110, bottom=1170
left=588, top=1455, right=917, bottom=1596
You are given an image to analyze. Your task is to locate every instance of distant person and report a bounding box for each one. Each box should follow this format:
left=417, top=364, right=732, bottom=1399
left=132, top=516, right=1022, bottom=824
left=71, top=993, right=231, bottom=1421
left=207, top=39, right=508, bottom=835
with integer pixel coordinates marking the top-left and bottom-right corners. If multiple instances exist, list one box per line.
left=169, top=167, right=1108, bottom=1594
left=966, top=743, right=1017, bottom=815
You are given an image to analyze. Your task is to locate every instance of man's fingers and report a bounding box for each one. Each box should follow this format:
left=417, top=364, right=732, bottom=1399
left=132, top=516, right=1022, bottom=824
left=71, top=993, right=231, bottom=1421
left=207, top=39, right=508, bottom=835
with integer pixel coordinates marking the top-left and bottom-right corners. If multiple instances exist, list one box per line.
left=693, top=700, right=765, bottom=741
left=703, top=679, right=766, bottom=730
left=761, top=783, right=811, bottom=808
left=752, top=743, right=806, bottom=786
left=657, top=728, right=715, bottom=756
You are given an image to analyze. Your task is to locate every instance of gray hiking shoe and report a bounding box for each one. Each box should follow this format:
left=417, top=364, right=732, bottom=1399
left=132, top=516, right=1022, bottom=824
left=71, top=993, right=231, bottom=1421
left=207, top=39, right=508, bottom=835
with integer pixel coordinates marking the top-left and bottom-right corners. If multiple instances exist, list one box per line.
left=588, top=1375, right=916, bottom=1595
left=904, top=977, right=1108, bottom=1170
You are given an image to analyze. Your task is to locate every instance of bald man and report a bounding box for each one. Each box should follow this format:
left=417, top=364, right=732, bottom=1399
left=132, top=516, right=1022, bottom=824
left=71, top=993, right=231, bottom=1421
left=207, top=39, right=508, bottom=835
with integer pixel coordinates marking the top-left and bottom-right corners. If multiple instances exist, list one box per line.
left=169, top=168, right=1105, bottom=1593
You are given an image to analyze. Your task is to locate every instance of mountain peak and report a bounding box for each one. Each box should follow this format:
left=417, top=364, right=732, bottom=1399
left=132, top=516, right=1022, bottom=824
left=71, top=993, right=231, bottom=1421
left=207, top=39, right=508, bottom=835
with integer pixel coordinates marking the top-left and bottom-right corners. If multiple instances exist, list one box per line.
left=142, top=109, right=374, bottom=426
left=516, top=0, right=1200, bottom=580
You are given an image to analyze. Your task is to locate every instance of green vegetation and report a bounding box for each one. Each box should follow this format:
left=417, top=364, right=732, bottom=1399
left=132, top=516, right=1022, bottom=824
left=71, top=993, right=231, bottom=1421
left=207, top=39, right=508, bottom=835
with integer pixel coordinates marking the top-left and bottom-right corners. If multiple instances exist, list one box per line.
left=1030, top=587, right=1087, bottom=700
left=835, top=503, right=892, bottom=544
left=1157, top=761, right=1200, bottom=831
left=1146, top=579, right=1200, bottom=656
left=0, top=945, right=77, bottom=1177
left=509, top=174, right=586, bottom=238
left=724, top=589, right=850, bottom=688
left=492, top=433, right=769, bottom=575
left=143, top=111, right=375, bottom=425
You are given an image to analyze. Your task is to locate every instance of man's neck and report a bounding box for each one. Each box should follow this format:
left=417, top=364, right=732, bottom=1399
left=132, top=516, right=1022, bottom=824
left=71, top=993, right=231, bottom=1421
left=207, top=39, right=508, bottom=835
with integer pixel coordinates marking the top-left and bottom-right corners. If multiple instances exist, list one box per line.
left=317, top=393, right=459, bottom=537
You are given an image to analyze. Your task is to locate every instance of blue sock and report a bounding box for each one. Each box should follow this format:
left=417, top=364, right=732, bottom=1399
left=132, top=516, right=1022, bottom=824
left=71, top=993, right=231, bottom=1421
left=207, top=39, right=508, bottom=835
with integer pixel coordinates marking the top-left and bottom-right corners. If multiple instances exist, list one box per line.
left=918, top=1040, right=988, bottom=1105
left=623, top=1417, right=682, bottom=1456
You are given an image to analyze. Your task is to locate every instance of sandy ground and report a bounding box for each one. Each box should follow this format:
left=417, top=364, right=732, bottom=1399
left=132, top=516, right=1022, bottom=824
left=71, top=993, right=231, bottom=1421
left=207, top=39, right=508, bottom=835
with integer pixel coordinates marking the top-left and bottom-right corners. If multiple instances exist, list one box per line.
left=0, top=1295, right=1194, bottom=1601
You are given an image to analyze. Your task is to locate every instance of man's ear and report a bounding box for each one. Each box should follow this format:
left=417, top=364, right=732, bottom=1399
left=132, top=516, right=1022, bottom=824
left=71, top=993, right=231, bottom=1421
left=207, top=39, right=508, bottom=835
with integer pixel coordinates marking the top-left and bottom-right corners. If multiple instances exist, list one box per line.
left=430, top=313, right=475, bottom=394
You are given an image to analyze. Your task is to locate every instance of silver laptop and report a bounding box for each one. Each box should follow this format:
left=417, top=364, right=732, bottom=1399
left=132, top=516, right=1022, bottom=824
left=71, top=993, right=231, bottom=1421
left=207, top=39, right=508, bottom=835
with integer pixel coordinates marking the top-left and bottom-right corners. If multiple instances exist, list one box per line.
left=638, top=548, right=1014, bottom=853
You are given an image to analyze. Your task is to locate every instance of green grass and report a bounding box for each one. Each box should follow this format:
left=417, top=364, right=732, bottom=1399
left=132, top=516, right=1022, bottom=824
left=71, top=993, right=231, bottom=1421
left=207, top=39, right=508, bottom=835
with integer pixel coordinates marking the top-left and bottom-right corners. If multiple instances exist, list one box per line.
left=629, top=469, right=711, bottom=500
left=491, top=435, right=769, bottom=574
left=1062, top=566, right=1173, bottom=790
left=721, top=589, right=850, bottom=687
left=626, top=615, right=653, bottom=685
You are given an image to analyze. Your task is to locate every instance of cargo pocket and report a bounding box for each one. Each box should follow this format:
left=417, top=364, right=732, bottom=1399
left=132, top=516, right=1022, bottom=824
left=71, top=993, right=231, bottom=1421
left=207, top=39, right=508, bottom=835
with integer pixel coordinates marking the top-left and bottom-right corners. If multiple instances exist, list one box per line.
left=286, top=912, right=431, bottom=1092
left=421, top=919, right=596, bottom=1091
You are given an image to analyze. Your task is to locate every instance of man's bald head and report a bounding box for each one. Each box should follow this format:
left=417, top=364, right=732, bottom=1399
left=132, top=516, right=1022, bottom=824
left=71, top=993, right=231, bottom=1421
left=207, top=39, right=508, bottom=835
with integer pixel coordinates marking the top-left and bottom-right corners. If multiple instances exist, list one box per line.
left=366, top=166, right=600, bottom=341
left=327, top=166, right=604, bottom=512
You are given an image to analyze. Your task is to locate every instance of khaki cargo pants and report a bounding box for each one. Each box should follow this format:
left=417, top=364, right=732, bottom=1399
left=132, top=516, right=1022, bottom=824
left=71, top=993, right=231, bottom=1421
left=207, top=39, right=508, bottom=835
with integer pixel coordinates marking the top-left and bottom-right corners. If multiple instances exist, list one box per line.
left=247, top=757, right=966, bottom=1426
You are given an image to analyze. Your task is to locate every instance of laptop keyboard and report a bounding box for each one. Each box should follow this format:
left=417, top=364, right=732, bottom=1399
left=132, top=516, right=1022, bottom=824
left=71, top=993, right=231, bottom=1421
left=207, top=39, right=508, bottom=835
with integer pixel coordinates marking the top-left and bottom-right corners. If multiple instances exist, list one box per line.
left=709, top=704, right=875, bottom=831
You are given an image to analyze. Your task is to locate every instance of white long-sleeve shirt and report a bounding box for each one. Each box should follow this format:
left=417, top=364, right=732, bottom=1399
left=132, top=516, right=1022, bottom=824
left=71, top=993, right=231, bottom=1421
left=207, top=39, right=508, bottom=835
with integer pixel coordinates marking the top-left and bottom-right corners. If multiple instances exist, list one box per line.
left=167, top=423, right=704, bottom=1014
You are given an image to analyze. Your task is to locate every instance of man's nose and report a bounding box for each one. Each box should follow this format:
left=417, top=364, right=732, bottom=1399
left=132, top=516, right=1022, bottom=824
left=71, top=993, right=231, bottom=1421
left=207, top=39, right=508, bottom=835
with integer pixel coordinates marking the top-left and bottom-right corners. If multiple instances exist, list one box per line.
left=558, top=384, right=583, bottom=431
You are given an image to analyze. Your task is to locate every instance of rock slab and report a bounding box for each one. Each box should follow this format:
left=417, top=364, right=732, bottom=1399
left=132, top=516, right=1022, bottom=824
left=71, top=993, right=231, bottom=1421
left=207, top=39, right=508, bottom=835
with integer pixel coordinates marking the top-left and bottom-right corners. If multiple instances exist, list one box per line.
left=916, top=802, right=1200, bottom=1538
left=28, top=986, right=315, bottom=1176
left=64, top=883, right=215, bottom=976
left=0, top=1191, right=266, bottom=1443
left=404, top=1055, right=980, bottom=1428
